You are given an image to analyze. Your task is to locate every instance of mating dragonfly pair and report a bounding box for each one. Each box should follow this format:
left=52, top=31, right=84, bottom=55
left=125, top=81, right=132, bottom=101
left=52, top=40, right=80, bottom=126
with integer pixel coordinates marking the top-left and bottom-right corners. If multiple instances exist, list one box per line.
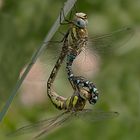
left=9, top=8, right=133, bottom=139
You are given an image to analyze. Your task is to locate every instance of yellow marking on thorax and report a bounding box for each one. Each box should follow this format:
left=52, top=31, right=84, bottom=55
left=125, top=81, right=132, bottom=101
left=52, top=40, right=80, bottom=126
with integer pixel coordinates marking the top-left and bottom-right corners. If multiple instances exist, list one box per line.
left=72, top=96, right=78, bottom=107
left=79, top=28, right=88, bottom=38
left=72, top=27, right=78, bottom=39
left=66, top=97, right=71, bottom=108
left=72, top=27, right=88, bottom=41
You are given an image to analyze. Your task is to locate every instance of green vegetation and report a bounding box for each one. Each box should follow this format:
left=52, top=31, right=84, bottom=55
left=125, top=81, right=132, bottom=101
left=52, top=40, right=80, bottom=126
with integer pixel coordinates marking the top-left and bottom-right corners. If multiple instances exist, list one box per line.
left=0, top=0, right=140, bottom=140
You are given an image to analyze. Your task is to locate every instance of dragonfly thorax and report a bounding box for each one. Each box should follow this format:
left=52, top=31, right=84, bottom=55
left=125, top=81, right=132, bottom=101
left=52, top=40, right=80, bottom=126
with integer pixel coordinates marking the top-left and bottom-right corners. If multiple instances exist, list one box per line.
left=68, top=13, right=88, bottom=55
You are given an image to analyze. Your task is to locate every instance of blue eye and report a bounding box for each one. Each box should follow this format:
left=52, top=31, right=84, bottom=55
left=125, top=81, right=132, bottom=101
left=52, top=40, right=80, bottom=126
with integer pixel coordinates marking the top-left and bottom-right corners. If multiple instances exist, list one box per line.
left=75, top=18, right=87, bottom=28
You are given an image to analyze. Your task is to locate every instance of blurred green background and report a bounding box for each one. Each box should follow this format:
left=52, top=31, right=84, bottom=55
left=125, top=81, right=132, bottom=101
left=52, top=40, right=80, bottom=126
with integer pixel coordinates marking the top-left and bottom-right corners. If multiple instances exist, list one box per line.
left=0, top=0, right=140, bottom=140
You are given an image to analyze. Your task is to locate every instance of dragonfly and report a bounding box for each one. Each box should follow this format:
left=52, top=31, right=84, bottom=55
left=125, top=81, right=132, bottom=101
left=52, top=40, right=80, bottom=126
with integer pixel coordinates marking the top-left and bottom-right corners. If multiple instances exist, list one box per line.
left=8, top=11, right=134, bottom=139
left=46, top=12, right=99, bottom=110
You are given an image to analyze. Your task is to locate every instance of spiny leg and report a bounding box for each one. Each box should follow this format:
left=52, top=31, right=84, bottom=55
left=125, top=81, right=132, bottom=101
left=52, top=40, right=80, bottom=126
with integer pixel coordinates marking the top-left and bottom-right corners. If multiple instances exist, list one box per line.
left=59, top=7, right=72, bottom=25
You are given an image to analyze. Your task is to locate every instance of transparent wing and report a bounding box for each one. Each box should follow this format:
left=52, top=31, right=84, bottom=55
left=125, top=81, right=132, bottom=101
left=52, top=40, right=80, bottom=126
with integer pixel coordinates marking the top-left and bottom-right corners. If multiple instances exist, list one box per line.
left=7, top=111, right=70, bottom=137
left=8, top=109, right=118, bottom=138
left=76, top=109, right=119, bottom=122
left=17, top=38, right=70, bottom=106
left=34, top=111, right=71, bottom=139
left=89, top=27, right=134, bottom=56
left=73, top=27, right=135, bottom=77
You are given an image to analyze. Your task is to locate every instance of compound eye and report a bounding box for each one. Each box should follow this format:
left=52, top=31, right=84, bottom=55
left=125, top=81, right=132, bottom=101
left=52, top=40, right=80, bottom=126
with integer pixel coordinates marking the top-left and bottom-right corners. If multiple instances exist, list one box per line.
left=75, top=18, right=87, bottom=28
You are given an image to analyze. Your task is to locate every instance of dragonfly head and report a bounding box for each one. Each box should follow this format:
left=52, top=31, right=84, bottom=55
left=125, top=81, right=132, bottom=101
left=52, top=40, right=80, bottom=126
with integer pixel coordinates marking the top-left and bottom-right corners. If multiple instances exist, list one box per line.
left=73, top=12, right=88, bottom=28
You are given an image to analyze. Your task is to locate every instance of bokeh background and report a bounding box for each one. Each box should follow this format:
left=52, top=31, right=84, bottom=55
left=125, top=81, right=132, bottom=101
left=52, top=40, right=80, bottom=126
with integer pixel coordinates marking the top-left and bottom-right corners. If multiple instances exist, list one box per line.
left=0, top=0, right=140, bottom=140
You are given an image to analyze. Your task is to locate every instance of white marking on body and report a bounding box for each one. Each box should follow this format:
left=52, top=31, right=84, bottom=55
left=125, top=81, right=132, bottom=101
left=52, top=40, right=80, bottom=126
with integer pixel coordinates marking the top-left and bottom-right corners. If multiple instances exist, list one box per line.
left=80, top=83, right=84, bottom=87
left=76, top=80, right=80, bottom=83
left=69, top=74, right=73, bottom=77
left=93, top=96, right=98, bottom=100
left=93, top=88, right=97, bottom=92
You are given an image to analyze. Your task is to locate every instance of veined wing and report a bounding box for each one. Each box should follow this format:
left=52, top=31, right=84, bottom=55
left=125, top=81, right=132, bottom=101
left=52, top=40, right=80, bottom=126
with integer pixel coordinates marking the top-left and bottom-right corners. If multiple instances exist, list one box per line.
left=8, top=111, right=70, bottom=137
left=31, top=109, right=119, bottom=139
left=88, top=27, right=134, bottom=56
left=34, top=111, right=72, bottom=139
left=75, top=109, right=119, bottom=122
left=72, top=27, right=134, bottom=77
left=8, top=109, right=118, bottom=138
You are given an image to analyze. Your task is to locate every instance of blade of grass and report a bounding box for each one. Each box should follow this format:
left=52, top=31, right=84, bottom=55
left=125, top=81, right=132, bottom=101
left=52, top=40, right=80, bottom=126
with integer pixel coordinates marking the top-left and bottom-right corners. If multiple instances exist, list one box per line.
left=0, top=0, right=77, bottom=122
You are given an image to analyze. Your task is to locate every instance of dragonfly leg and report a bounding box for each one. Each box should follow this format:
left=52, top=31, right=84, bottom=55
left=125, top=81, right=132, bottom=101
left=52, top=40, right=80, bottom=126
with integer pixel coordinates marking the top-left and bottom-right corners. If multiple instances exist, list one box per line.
left=59, top=7, right=71, bottom=25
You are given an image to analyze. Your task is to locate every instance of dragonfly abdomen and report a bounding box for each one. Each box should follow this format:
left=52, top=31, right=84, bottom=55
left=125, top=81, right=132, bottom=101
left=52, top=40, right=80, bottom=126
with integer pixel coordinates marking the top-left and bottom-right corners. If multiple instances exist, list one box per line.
left=47, top=34, right=69, bottom=110
left=66, top=52, right=99, bottom=105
